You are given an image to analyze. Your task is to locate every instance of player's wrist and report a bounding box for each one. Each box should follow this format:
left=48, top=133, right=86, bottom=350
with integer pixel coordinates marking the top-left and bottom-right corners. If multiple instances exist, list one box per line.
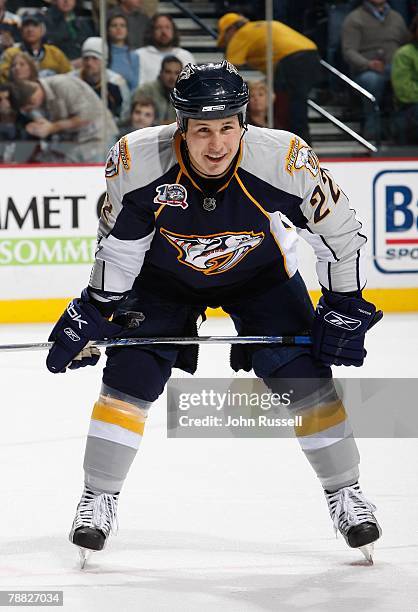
left=84, top=287, right=128, bottom=318
left=321, top=286, right=363, bottom=309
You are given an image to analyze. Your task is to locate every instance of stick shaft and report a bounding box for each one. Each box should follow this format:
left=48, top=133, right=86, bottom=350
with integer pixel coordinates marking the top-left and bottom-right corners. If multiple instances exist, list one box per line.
left=0, top=335, right=312, bottom=353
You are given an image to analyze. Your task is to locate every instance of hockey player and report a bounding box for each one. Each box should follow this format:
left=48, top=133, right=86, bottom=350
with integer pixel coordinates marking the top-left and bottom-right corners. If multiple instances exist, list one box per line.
left=46, top=61, right=382, bottom=565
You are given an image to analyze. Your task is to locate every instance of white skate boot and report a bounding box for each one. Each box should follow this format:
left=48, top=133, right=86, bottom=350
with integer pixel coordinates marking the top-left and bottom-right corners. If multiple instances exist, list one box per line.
left=69, top=486, right=119, bottom=568
left=325, top=482, right=381, bottom=564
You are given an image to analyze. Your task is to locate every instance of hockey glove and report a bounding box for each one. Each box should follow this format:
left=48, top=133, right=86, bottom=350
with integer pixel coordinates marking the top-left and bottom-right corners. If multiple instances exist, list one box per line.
left=312, top=291, right=383, bottom=367
left=46, top=289, right=123, bottom=373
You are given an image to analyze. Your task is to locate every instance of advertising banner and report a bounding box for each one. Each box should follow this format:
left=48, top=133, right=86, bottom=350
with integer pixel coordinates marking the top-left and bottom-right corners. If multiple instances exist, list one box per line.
left=0, top=158, right=417, bottom=322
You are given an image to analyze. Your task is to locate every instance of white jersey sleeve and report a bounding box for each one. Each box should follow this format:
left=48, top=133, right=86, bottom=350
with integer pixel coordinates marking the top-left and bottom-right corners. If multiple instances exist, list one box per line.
left=88, top=124, right=177, bottom=301
left=241, top=127, right=367, bottom=293
left=294, top=146, right=366, bottom=292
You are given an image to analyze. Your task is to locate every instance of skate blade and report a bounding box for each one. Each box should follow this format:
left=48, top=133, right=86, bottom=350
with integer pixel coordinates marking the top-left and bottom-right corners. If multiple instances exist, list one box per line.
left=78, top=547, right=91, bottom=570
left=359, top=543, right=374, bottom=565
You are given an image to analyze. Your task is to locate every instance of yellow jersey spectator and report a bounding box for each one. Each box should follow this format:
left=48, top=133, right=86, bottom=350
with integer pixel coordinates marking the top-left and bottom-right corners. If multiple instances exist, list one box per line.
left=0, top=13, right=71, bottom=82
left=217, top=13, right=317, bottom=74
left=217, top=13, right=321, bottom=142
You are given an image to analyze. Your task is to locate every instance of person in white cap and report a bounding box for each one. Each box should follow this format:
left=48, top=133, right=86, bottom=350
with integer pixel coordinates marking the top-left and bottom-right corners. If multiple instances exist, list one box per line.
left=71, top=36, right=131, bottom=125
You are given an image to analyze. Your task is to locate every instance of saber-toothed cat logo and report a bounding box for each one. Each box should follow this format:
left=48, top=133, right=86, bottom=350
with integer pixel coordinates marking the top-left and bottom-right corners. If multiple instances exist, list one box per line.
left=160, top=228, right=264, bottom=275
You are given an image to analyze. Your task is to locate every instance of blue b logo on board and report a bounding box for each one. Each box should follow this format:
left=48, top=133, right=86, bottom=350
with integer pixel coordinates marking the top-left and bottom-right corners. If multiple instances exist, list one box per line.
left=373, top=169, right=418, bottom=274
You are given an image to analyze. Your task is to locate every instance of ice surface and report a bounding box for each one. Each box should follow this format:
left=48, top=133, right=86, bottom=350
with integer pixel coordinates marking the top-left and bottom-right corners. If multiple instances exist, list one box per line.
left=1, top=315, right=417, bottom=611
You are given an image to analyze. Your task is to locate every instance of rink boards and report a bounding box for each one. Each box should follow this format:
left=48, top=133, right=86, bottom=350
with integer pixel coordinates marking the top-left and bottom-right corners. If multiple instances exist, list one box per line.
left=0, top=158, right=417, bottom=322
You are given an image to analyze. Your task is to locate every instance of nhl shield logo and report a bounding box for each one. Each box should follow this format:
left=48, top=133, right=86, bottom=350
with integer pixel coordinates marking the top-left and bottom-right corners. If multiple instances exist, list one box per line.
left=154, top=183, right=188, bottom=209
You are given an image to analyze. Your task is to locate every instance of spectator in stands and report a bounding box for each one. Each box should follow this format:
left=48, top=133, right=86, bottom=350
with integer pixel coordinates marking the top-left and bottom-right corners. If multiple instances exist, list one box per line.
left=247, top=80, right=271, bottom=128
left=141, top=0, right=158, bottom=18
left=130, top=96, right=155, bottom=127
left=72, top=36, right=130, bottom=125
left=0, top=0, right=20, bottom=53
left=108, top=0, right=151, bottom=49
left=120, top=95, right=156, bottom=135
left=44, top=0, right=95, bottom=64
left=391, top=15, right=418, bottom=143
left=0, top=13, right=72, bottom=83
left=9, top=75, right=118, bottom=162
left=8, top=52, right=39, bottom=82
left=135, top=14, right=195, bottom=86
left=93, top=0, right=157, bottom=30
left=325, top=1, right=358, bottom=78
left=341, top=0, right=410, bottom=139
left=217, top=12, right=321, bottom=143
left=0, top=83, right=18, bottom=139
left=4, top=57, right=39, bottom=139
left=390, top=0, right=410, bottom=24
left=107, top=13, right=140, bottom=91
left=133, top=54, right=181, bottom=124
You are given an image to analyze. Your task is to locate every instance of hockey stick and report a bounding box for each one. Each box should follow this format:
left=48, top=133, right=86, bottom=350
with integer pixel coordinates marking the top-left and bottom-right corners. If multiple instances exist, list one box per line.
left=0, top=335, right=312, bottom=353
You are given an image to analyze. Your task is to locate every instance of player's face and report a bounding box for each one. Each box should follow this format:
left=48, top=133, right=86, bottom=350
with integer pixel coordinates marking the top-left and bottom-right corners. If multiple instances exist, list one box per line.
left=185, top=116, right=242, bottom=176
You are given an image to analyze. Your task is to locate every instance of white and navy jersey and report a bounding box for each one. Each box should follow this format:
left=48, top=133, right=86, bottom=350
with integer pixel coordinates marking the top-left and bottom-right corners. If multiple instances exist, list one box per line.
left=89, top=123, right=366, bottom=306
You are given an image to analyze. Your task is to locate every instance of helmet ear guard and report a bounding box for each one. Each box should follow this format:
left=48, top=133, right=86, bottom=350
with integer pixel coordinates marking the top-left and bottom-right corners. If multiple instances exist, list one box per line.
left=170, top=61, right=249, bottom=133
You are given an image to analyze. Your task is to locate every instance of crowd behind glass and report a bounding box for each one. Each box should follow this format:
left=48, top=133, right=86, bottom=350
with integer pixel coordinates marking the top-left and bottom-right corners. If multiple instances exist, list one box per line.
left=0, top=0, right=417, bottom=162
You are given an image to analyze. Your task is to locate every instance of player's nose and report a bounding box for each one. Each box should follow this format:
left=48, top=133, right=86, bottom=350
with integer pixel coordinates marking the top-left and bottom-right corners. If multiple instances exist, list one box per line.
left=207, top=132, right=224, bottom=152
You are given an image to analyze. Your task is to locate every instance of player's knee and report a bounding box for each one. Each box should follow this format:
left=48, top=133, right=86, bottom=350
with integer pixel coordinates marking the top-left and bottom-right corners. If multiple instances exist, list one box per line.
left=256, top=354, right=332, bottom=404
left=251, top=347, right=315, bottom=379
left=103, top=348, right=173, bottom=403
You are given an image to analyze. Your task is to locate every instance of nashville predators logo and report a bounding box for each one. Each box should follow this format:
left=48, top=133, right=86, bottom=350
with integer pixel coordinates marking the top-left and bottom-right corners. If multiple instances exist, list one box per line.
left=285, top=137, right=319, bottom=178
left=160, top=228, right=264, bottom=275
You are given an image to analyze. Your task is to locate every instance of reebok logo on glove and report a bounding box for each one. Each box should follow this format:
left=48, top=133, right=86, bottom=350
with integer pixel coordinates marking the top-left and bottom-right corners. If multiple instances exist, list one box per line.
left=324, top=311, right=362, bottom=331
left=64, top=327, right=81, bottom=342
left=67, top=301, right=88, bottom=329
left=47, top=291, right=123, bottom=373
left=312, top=293, right=382, bottom=367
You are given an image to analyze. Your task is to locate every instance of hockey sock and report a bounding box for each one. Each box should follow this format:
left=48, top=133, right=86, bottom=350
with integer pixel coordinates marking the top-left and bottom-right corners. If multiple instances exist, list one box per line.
left=264, top=367, right=360, bottom=491
left=290, top=379, right=360, bottom=490
left=83, top=384, right=151, bottom=493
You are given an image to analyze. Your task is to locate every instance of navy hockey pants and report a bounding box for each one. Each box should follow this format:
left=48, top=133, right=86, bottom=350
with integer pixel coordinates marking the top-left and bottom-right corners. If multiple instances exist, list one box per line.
left=102, top=272, right=332, bottom=402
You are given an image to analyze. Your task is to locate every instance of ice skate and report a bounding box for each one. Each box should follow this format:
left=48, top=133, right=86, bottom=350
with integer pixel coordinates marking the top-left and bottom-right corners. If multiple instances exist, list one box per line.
left=69, top=486, right=119, bottom=568
left=325, top=482, right=381, bottom=564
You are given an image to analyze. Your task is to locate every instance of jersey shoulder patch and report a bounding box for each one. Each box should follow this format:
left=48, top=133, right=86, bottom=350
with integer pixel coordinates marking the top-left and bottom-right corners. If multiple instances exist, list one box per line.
left=105, top=124, right=178, bottom=188
left=285, top=136, right=320, bottom=178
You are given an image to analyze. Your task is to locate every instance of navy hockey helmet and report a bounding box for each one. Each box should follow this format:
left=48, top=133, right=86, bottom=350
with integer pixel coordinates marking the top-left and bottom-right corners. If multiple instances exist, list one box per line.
left=170, top=60, right=249, bottom=132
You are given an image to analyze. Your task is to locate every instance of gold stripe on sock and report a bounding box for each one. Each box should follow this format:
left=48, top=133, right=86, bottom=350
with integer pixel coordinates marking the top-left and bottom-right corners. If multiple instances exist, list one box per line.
left=98, top=394, right=148, bottom=420
left=295, top=400, right=347, bottom=438
left=92, top=401, right=145, bottom=435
